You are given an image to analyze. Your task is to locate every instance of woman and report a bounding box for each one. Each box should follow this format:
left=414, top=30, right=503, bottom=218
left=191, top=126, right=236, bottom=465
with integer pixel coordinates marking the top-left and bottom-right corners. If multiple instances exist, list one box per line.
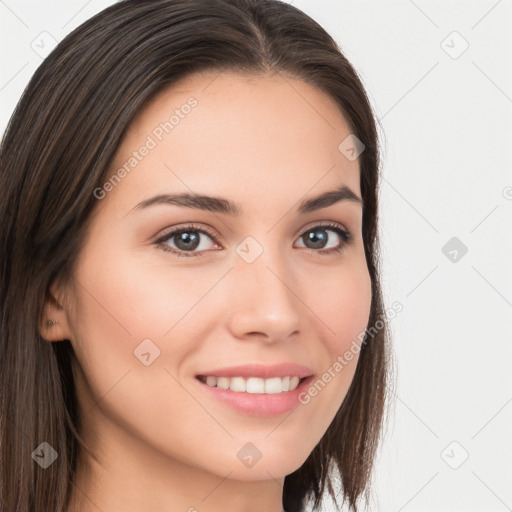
left=0, top=1, right=392, bottom=511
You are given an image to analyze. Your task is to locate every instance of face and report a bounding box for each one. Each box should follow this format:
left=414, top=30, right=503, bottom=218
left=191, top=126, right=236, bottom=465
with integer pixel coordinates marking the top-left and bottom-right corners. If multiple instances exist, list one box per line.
left=50, top=71, right=372, bottom=486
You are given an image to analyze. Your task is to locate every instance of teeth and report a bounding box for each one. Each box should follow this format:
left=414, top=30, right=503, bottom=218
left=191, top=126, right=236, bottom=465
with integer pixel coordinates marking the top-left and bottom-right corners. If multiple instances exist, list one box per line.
left=206, top=376, right=218, bottom=387
left=200, top=375, right=303, bottom=394
left=230, top=377, right=246, bottom=392
left=217, top=377, right=230, bottom=390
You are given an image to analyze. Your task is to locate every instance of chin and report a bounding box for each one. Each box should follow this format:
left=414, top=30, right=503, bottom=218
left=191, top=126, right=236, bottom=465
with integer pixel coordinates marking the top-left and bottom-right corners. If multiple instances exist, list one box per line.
left=222, top=460, right=303, bottom=482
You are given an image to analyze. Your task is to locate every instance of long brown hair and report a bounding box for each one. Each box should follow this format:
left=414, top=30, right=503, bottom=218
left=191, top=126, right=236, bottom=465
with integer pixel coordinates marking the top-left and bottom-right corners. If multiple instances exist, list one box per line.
left=0, top=1, right=393, bottom=510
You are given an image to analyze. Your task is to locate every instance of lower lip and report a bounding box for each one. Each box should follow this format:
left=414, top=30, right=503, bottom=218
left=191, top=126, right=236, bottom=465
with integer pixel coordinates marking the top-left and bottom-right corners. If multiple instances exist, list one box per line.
left=194, top=376, right=314, bottom=417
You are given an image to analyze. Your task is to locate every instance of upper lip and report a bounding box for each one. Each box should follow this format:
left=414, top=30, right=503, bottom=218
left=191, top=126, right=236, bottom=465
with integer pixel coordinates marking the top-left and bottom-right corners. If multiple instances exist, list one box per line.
left=196, top=363, right=314, bottom=379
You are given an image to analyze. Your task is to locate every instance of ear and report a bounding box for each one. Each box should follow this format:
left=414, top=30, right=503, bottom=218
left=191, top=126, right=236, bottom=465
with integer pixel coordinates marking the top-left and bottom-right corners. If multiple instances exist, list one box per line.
left=39, top=280, right=74, bottom=342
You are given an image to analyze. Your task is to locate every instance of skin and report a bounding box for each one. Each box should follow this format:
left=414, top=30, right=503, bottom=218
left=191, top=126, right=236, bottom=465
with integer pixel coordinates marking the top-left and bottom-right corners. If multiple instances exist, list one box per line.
left=41, top=70, right=372, bottom=512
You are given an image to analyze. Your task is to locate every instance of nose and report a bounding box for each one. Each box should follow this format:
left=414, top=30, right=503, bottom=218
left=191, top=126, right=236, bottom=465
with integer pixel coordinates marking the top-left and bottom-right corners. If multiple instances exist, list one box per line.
left=225, top=246, right=302, bottom=344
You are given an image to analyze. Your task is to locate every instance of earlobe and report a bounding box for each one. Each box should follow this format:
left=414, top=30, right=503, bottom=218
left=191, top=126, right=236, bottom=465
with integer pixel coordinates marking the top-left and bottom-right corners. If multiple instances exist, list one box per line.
left=38, top=283, right=74, bottom=342
left=39, top=317, right=68, bottom=342
left=39, top=318, right=61, bottom=342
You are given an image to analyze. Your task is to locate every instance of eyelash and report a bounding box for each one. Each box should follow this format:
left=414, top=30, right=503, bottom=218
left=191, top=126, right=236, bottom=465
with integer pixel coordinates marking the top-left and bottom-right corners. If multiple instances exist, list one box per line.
left=154, top=222, right=353, bottom=258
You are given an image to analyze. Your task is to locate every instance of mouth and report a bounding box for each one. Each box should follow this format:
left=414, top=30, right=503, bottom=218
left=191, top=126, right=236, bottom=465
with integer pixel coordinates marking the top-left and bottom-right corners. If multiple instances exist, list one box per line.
left=195, top=374, right=309, bottom=394
left=193, top=374, right=315, bottom=417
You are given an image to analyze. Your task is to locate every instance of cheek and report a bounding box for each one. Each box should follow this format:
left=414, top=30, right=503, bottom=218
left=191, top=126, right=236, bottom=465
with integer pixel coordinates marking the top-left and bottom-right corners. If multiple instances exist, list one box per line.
left=67, top=248, right=228, bottom=418
left=71, top=241, right=220, bottom=343
left=309, top=259, right=373, bottom=355
left=296, top=259, right=372, bottom=407
left=68, top=255, right=228, bottom=469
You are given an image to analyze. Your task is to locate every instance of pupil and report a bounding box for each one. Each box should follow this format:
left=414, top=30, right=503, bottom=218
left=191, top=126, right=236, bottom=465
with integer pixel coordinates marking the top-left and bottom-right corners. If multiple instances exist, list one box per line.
left=306, top=229, right=327, bottom=249
left=176, top=232, right=199, bottom=250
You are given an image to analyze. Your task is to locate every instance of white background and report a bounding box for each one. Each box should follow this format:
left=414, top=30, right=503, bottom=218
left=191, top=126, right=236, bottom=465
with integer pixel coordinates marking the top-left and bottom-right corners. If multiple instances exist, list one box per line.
left=1, top=1, right=511, bottom=511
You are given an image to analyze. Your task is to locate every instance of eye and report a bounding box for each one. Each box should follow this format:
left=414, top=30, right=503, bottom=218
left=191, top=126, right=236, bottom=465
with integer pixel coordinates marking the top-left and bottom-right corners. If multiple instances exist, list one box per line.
left=294, top=223, right=352, bottom=255
left=155, top=223, right=220, bottom=258
left=154, top=222, right=353, bottom=258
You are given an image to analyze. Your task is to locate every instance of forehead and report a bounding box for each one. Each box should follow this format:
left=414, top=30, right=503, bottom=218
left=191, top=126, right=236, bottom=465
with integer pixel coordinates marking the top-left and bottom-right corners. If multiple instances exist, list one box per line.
left=106, top=71, right=362, bottom=217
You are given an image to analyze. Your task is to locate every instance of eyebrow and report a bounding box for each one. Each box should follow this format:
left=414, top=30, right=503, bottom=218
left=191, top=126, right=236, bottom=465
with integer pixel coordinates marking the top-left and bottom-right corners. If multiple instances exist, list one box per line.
left=130, top=184, right=363, bottom=216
